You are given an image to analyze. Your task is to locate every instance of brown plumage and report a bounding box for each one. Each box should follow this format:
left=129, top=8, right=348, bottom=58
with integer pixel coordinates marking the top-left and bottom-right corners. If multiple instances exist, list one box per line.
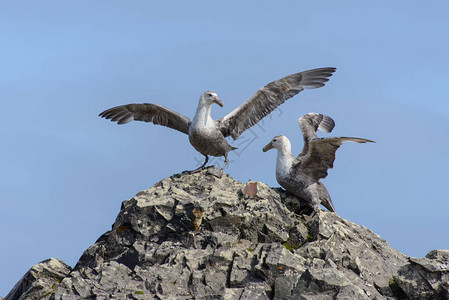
left=263, top=113, right=374, bottom=215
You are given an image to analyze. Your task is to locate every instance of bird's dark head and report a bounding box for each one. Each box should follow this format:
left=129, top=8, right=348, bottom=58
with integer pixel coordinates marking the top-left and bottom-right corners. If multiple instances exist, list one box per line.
left=202, top=91, right=223, bottom=107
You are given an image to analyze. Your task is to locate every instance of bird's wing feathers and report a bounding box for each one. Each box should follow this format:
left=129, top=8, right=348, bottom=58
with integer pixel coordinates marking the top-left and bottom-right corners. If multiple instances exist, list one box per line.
left=297, top=113, right=335, bottom=158
left=315, top=114, right=335, bottom=134
left=99, top=103, right=191, bottom=135
left=216, top=67, right=336, bottom=139
left=297, top=137, right=374, bottom=179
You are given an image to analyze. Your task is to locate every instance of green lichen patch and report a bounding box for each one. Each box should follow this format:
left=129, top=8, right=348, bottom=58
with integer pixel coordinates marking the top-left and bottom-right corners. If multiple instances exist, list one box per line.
left=389, top=278, right=395, bottom=286
left=231, top=240, right=242, bottom=247
left=282, top=238, right=298, bottom=252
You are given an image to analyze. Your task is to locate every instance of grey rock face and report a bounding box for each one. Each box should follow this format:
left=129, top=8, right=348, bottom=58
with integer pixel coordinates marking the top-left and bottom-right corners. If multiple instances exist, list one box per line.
left=5, top=258, right=71, bottom=300
left=6, top=169, right=449, bottom=299
left=392, top=251, right=449, bottom=299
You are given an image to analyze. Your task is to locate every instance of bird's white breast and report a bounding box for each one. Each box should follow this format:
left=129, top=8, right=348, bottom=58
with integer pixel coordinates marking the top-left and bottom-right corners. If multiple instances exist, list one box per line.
left=275, top=152, right=294, bottom=180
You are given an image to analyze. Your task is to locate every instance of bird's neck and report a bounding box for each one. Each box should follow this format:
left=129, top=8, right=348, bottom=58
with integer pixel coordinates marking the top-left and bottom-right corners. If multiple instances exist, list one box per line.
left=276, top=144, right=295, bottom=175
left=192, top=101, right=213, bottom=127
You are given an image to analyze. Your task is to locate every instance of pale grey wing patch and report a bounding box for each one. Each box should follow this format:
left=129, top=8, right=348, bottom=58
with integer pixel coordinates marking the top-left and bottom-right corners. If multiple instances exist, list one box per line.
left=297, top=137, right=374, bottom=180
left=318, top=115, right=335, bottom=133
left=336, top=137, right=375, bottom=144
left=297, top=67, right=337, bottom=89
left=105, top=108, right=134, bottom=124
left=118, top=115, right=134, bottom=124
left=217, top=67, right=336, bottom=140
left=99, top=103, right=192, bottom=135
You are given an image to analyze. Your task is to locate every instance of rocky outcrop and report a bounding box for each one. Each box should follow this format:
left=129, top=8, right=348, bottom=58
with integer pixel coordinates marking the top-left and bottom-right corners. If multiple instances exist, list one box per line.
left=5, top=258, right=71, bottom=300
left=6, top=168, right=449, bottom=299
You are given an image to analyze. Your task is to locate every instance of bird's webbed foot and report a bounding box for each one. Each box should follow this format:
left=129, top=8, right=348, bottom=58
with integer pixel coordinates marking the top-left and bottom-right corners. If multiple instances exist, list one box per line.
left=188, top=167, right=204, bottom=174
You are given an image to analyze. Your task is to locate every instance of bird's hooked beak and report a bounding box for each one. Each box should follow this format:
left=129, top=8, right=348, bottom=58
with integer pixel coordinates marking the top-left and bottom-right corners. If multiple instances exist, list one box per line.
left=262, top=141, right=274, bottom=152
left=213, top=95, right=223, bottom=107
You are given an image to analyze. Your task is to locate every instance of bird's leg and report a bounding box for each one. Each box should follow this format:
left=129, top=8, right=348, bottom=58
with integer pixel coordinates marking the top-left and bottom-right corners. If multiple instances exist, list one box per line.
left=220, top=153, right=229, bottom=171
left=308, top=205, right=320, bottom=218
left=199, top=154, right=209, bottom=169
left=190, top=155, right=209, bottom=174
left=208, top=153, right=228, bottom=178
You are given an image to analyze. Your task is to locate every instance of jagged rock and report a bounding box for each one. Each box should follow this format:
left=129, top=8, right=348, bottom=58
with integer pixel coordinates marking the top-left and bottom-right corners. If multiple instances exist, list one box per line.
left=426, top=249, right=449, bottom=261
left=391, top=253, right=449, bottom=299
left=6, top=169, right=449, bottom=299
left=5, top=258, right=71, bottom=300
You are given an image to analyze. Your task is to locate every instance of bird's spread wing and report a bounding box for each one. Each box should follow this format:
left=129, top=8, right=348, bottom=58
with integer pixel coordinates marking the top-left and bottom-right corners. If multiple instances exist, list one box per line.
left=216, top=67, right=336, bottom=139
left=297, top=113, right=335, bottom=158
left=297, top=137, right=374, bottom=180
left=99, top=103, right=191, bottom=135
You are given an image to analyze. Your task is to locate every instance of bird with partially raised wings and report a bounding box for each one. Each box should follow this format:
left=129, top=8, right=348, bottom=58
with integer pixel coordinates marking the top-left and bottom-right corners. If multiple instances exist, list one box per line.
left=263, top=113, right=374, bottom=214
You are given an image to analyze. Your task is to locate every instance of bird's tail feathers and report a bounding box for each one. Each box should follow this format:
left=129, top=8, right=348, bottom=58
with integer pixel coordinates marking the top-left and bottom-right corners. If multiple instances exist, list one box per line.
left=319, top=184, right=335, bottom=212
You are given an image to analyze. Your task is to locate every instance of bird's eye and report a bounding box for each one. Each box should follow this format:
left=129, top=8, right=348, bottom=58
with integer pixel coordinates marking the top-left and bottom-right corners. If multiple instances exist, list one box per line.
left=273, top=139, right=277, bottom=142
left=208, top=93, right=213, bottom=96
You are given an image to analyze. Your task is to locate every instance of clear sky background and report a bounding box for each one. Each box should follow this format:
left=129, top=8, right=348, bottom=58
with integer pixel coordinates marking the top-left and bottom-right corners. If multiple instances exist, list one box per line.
left=1, top=0, right=449, bottom=296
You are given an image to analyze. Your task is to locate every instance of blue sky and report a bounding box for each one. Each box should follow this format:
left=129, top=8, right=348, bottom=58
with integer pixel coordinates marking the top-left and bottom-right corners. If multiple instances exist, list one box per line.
left=1, top=0, right=449, bottom=296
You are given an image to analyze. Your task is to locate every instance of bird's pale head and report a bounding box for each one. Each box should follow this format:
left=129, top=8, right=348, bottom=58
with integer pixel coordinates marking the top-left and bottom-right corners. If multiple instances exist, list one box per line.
left=201, top=91, right=223, bottom=107
left=263, top=135, right=290, bottom=152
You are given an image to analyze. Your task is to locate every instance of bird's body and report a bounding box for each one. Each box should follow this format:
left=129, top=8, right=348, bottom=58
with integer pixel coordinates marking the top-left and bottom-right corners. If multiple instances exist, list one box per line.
left=188, top=127, right=237, bottom=158
left=272, top=136, right=334, bottom=213
left=188, top=95, right=237, bottom=159
left=99, top=68, right=336, bottom=175
left=263, top=113, right=374, bottom=214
